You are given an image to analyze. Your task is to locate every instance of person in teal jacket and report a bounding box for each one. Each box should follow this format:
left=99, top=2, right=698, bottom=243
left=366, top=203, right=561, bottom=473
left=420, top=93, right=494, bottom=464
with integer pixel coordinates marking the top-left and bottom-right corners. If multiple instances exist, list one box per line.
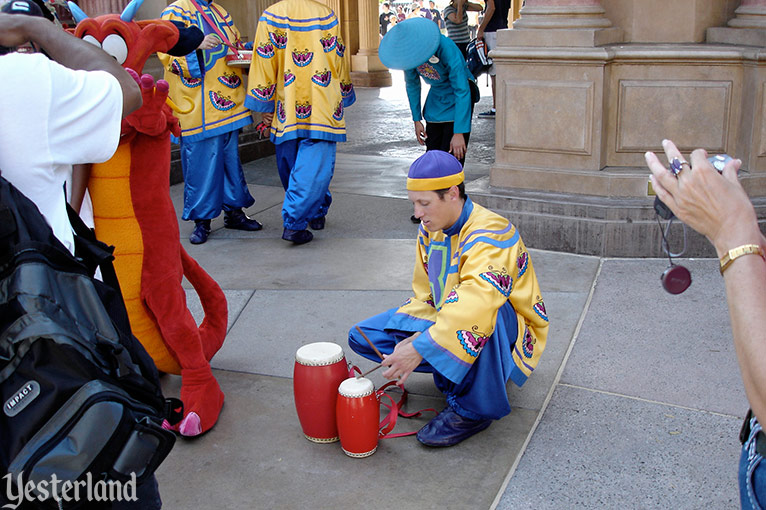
left=380, top=16, right=475, bottom=167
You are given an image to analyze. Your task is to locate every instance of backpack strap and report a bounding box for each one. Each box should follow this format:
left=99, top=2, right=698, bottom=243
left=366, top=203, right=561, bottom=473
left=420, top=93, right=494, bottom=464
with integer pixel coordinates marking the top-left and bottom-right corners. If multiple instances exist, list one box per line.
left=65, top=203, right=122, bottom=291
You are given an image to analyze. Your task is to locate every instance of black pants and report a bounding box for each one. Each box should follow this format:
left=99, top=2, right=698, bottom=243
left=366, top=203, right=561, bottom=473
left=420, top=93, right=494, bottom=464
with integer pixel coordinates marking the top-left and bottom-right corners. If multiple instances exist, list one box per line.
left=425, top=122, right=471, bottom=167
left=454, top=41, right=469, bottom=59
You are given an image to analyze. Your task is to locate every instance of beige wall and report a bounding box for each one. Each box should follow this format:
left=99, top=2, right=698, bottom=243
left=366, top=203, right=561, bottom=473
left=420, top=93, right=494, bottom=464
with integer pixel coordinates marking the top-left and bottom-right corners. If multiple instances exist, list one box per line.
left=601, top=0, right=739, bottom=43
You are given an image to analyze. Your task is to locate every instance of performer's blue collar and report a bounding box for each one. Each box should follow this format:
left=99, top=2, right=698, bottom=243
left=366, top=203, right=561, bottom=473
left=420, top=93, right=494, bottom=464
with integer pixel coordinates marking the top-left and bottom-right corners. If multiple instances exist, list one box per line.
left=443, top=197, right=473, bottom=236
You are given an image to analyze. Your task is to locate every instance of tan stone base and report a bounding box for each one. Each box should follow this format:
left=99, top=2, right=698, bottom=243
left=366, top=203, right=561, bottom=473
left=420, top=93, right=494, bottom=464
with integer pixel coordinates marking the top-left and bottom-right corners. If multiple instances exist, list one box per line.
left=350, top=70, right=392, bottom=88
left=471, top=187, right=766, bottom=257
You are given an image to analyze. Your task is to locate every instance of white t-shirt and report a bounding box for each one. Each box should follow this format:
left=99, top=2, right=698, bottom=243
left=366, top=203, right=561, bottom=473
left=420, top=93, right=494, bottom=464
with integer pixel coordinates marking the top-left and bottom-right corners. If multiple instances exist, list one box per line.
left=0, top=52, right=123, bottom=253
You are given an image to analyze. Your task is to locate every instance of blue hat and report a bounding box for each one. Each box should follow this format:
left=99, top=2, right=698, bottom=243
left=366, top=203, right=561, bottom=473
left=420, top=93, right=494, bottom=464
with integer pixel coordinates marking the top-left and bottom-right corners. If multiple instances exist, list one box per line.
left=379, top=16, right=440, bottom=71
left=407, top=151, right=464, bottom=191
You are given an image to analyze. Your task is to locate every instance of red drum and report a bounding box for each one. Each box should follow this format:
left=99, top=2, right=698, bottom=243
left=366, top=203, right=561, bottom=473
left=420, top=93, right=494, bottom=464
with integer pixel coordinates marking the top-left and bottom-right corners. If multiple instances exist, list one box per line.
left=225, top=49, right=253, bottom=68
left=293, top=342, right=348, bottom=443
left=336, top=377, right=379, bottom=458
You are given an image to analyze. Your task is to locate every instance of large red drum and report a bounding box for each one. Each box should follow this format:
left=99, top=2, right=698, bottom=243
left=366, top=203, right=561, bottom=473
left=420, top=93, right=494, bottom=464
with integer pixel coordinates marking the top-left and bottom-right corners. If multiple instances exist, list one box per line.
left=293, top=342, right=348, bottom=443
left=336, top=377, right=379, bottom=458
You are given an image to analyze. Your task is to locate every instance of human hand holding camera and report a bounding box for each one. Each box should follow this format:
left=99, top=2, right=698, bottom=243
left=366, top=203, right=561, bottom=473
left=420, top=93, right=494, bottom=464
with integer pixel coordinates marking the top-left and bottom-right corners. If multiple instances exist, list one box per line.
left=645, top=139, right=762, bottom=259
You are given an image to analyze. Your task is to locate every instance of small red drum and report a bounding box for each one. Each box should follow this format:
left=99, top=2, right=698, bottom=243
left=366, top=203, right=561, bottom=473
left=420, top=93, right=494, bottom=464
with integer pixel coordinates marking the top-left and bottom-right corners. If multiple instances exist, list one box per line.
left=293, top=342, right=348, bottom=443
left=225, top=49, right=253, bottom=68
left=336, top=377, right=379, bottom=458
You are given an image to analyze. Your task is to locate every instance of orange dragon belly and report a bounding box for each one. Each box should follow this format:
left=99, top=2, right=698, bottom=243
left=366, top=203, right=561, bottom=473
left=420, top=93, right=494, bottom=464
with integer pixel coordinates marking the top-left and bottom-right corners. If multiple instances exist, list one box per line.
left=89, top=143, right=182, bottom=374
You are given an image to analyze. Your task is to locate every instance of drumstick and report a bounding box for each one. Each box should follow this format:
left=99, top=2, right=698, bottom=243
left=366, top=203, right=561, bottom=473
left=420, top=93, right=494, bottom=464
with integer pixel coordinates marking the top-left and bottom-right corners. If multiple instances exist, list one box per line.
left=358, top=364, right=383, bottom=379
left=355, top=326, right=385, bottom=360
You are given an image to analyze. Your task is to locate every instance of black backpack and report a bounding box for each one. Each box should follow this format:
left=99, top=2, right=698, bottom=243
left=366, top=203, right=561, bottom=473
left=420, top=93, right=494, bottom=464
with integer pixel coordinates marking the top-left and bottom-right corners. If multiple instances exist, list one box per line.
left=466, top=37, right=492, bottom=79
left=0, top=174, right=180, bottom=508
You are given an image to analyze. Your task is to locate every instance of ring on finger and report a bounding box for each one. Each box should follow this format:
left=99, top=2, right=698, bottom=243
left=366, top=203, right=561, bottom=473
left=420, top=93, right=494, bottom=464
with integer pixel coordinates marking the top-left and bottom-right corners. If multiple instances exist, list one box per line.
left=669, top=157, right=689, bottom=177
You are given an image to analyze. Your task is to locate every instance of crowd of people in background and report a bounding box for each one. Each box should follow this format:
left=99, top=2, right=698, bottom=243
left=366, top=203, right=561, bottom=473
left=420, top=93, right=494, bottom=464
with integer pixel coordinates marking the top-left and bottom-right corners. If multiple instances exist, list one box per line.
left=380, top=0, right=480, bottom=39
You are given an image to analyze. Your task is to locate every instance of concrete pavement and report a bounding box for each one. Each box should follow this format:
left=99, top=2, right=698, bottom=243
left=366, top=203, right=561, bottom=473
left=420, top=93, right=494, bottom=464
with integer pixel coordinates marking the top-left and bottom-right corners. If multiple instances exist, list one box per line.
left=154, top=73, right=748, bottom=509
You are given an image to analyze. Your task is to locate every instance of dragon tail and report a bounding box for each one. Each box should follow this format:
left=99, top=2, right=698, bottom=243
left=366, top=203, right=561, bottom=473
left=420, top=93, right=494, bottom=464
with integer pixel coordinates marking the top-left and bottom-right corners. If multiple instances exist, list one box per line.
left=180, top=246, right=228, bottom=361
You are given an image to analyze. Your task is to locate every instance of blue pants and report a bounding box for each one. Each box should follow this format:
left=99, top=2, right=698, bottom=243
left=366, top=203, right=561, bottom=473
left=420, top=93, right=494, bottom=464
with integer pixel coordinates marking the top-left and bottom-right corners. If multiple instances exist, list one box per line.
left=180, top=130, right=255, bottom=221
left=274, top=138, right=335, bottom=231
left=348, top=303, right=518, bottom=421
left=740, top=416, right=766, bottom=509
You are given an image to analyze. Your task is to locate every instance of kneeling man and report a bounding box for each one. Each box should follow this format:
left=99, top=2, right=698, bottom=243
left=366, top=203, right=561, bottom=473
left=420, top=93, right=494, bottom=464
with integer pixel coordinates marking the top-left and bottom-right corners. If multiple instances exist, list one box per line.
left=348, top=150, right=549, bottom=447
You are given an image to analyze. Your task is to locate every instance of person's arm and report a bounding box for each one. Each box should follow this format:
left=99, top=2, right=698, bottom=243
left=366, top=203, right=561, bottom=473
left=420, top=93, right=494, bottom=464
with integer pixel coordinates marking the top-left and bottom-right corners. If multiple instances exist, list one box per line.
left=646, top=139, right=766, bottom=424
left=465, top=1, right=483, bottom=12
left=0, top=14, right=140, bottom=117
left=447, top=1, right=464, bottom=24
left=69, top=163, right=91, bottom=213
left=403, top=68, right=424, bottom=140
left=477, top=0, right=494, bottom=39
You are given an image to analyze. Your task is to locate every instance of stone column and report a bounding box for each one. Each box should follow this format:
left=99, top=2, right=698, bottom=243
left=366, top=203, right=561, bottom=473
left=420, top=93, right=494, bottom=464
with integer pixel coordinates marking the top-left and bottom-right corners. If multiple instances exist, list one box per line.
left=350, top=0, right=392, bottom=87
left=729, top=0, right=766, bottom=28
left=490, top=0, right=622, bottom=194
left=708, top=0, right=766, bottom=46
left=507, top=0, right=621, bottom=46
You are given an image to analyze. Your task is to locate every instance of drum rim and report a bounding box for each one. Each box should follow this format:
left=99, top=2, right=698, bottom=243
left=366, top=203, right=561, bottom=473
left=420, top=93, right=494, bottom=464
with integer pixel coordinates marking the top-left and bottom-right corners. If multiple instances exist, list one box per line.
left=338, top=376, right=374, bottom=398
left=341, top=445, right=377, bottom=458
left=295, top=341, right=345, bottom=366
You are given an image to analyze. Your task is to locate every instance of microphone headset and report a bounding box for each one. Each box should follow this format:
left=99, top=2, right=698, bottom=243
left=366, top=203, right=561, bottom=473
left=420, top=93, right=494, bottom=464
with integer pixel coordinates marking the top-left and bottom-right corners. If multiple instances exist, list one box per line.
left=654, top=154, right=733, bottom=294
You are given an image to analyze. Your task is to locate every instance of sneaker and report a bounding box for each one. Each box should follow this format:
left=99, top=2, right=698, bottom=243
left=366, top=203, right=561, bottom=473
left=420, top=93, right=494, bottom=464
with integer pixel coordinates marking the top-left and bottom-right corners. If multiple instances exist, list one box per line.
left=477, top=108, right=496, bottom=118
left=282, top=228, right=313, bottom=245
left=224, top=209, right=263, bottom=231
left=309, top=217, right=325, bottom=230
left=189, top=219, right=211, bottom=245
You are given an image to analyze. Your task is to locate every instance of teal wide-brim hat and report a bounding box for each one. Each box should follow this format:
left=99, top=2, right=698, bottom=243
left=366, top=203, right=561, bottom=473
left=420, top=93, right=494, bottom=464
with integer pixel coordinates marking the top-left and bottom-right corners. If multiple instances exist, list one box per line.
left=379, top=16, right=440, bottom=71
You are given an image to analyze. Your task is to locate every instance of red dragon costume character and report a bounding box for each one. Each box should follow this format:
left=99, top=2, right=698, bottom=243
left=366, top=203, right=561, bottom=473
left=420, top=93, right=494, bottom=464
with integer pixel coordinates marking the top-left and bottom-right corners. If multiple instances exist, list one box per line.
left=69, top=0, right=227, bottom=436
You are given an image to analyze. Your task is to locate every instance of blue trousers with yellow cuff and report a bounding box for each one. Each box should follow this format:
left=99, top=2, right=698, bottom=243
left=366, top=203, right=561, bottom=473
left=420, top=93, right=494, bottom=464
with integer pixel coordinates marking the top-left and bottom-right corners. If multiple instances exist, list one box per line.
left=274, top=138, right=336, bottom=231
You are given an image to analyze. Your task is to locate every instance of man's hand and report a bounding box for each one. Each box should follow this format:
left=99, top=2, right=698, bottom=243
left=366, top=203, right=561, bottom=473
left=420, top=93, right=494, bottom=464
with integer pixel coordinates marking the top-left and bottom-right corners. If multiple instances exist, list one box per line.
left=450, top=133, right=466, bottom=161
left=261, top=112, right=274, bottom=125
left=381, top=333, right=423, bottom=387
left=197, top=33, right=221, bottom=51
left=414, top=120, right=427, bottom=145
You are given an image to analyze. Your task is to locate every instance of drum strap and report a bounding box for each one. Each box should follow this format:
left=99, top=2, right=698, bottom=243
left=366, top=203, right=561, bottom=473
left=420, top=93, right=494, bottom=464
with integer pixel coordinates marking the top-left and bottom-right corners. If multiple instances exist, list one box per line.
left=376, top=381, right=437, bottom=439
left=188, top=0, right=242, bottom=59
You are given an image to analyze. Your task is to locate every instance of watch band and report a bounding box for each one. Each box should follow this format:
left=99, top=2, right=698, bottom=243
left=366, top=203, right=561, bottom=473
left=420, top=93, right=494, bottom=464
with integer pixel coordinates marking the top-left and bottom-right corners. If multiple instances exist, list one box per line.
left=719, top=244, right=765, bottom=275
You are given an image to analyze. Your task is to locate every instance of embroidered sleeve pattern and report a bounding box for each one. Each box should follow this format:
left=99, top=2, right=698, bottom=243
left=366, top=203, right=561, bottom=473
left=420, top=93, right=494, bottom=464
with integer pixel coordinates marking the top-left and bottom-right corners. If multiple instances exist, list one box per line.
left=245, top=11, right=278, bottom=113
left=507, top=238, right=549, bottom=384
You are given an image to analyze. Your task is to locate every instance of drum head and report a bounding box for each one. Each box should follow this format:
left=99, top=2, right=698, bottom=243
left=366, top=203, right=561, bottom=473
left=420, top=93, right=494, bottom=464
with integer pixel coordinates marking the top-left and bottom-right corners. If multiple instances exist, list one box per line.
left=338, top=377, right=374, bottom=398
left=295, top=342, right=344, bottom=366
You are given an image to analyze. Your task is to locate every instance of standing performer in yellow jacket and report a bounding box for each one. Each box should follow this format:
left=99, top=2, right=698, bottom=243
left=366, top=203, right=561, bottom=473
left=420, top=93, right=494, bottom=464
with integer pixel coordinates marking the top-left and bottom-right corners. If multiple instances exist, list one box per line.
left=348, top=150, right=549, bottom=447
left=246, top=0, right=355, bottom=245
left=159, top=0, right=262, bottom=245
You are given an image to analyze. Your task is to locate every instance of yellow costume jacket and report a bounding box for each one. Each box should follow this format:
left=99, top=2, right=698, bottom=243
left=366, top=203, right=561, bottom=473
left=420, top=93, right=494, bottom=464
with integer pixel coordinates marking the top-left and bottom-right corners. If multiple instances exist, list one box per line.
left=158, top=0, right=252, bottom=142
left=387, top=198, right=549, bottom=386
left=245, top=0, right=355, bottom=144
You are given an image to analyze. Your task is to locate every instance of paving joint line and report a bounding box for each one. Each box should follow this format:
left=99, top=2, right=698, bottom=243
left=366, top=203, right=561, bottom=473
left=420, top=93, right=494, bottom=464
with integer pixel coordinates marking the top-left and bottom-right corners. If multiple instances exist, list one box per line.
left=489, top=257, right=605, bottom=510
left=556, top=382, right=744, bottom=419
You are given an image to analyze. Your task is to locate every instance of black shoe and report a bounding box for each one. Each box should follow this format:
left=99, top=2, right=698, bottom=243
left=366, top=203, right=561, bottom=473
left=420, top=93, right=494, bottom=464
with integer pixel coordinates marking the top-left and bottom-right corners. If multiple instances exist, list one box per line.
left=189, top=219, right=211, bottom=244
left=282, top=228, right=313, bottom=245
left=309, top=217, right=325, bottom=230
left=416, top=407, right=492, bottom=447
left=224, top=209, right=263, bottom=231
left=410, top=215, right=420, bottom=224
